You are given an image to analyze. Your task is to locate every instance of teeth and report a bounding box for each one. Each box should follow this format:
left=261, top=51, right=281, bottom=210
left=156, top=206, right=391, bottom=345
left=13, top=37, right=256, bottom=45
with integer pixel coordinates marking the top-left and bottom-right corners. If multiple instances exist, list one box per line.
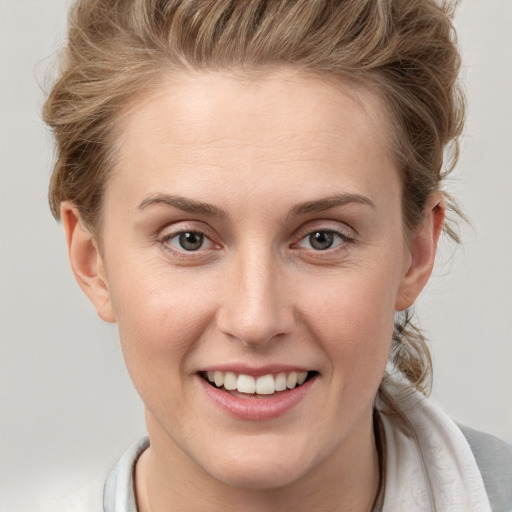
left=297, top=371, right=308, bottom=385
left=214, top=371, right=224, bottom=387
left=223, top=371, right=237, bottom=391
left=256, top=374, right=275, bottom=395
left=237, top=374, right=256, bottom=393
left=286, top=372, right=298, bottom=389
left=275, top=373, right=287, bottom=391
left=205, top=370, right=311, bottom=395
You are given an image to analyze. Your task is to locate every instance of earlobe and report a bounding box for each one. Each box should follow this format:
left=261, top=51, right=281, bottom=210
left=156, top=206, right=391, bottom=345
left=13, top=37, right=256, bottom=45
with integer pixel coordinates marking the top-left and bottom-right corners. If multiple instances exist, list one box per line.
left=60, top=202, right=116, bottom=323
left=395, top=193, right=445, bottom=312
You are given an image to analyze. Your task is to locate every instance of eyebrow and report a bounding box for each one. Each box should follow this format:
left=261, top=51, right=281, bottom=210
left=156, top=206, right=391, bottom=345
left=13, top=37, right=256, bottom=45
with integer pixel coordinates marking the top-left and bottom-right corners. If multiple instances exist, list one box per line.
left=287, top=193, right=375, bottom=218
left=138, top=192, right=375, bottom=219
left=138, top=194, right=228, bottom=218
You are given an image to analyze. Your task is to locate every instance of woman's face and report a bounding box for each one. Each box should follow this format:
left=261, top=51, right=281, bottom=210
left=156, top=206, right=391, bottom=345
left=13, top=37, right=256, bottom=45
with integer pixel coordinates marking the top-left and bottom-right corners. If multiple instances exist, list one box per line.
left=72, top=71, right=433, bottom=489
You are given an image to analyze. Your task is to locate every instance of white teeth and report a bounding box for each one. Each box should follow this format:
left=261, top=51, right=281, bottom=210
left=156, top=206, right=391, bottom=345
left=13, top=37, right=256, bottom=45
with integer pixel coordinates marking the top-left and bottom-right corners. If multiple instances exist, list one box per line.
left=286, top=372, right=298, bottom=389
left=275, top=373, right=287, bottom=391
left=214, top=371, right=224, bottom=387
left=256, top=374, right=275, bottom=395
left=205, top=370, right=311, bottom=395
left=237, top=374, right=256, bottom=393
left=297, top=371, right=308, bottom=385
left=223, top=371, right=237, bottom=391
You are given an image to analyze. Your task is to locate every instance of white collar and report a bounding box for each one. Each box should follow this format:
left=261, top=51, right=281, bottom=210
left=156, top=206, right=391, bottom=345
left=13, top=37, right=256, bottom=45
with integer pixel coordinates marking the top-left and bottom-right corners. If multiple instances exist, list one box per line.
left=376, top=382, right=491, bottom=512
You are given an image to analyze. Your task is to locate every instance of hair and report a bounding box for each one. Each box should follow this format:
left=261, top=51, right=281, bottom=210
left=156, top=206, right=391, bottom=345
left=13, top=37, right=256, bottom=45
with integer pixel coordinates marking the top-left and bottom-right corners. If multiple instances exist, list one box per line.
left=43, top=0, right=465, bottom=397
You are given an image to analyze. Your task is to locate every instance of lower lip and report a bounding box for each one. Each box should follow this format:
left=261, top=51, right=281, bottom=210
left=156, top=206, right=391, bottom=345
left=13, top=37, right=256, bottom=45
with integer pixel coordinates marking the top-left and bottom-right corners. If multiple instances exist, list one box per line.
left=198, top=375, right=316, bottom=421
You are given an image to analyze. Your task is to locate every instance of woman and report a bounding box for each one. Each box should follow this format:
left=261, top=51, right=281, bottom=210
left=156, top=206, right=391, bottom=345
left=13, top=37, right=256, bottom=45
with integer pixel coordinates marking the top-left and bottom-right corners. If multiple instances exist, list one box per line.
left=42, top=0, right=512, bottom=510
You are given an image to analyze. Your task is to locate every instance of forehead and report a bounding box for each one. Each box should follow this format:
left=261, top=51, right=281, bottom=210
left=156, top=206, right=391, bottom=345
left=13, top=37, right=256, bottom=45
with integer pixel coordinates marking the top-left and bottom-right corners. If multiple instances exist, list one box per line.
left=109, top=70, right=397, bottom=207
left=119, top=70, right=390, bottom=150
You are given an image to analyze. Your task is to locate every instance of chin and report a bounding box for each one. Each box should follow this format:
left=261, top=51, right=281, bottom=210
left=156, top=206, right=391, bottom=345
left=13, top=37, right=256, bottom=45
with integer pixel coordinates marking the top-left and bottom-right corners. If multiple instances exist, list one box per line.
left=194, top=436, right=322, bottom=491
left=208, top=458, right=311, bottom=491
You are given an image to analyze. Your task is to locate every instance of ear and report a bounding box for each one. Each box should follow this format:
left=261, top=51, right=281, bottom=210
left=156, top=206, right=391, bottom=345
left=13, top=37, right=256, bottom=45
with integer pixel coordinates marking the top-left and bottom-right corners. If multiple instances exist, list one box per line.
left=61, top=202, right=116, bottom=323
left=395, top=192, right=445, bottom=312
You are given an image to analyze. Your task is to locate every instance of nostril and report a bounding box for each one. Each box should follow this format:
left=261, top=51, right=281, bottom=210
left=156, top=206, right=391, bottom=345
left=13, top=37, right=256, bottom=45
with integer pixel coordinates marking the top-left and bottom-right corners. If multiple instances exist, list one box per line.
left=215, top=280, right=295, bottom=347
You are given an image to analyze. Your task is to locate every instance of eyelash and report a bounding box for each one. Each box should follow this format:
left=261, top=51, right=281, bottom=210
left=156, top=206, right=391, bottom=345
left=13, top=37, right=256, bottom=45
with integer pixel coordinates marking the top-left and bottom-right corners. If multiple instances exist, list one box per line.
left=290, top=226, right=355, bottom=260
left=294, top=229, right=353, bottom=251
left=156, top=224, right=221, bottom=259
left=156, top=225, right=355, bottom=259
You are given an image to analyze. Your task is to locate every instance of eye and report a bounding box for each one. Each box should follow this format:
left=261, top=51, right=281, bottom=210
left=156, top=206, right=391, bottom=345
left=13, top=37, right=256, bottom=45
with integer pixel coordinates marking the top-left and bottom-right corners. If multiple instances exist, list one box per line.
left=308, top=231, right=335, bottom=250
left=172, top=231, right=205, bottom=251
left=163, top=230, right=219, bottom=252
left=155, top=221, right=222, bottom=261
left=296, top=229, right=351, bottom=251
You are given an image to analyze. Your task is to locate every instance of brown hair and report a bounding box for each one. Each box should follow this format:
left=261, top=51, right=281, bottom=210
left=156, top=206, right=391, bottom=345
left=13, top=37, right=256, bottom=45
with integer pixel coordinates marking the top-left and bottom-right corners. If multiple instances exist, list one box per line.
left=43, top=0, right=465, bottom=396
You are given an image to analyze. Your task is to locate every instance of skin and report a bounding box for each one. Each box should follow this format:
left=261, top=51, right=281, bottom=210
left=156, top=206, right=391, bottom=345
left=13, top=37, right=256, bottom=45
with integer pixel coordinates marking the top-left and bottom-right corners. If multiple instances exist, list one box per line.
left=62, top=71, right=444, bottom=511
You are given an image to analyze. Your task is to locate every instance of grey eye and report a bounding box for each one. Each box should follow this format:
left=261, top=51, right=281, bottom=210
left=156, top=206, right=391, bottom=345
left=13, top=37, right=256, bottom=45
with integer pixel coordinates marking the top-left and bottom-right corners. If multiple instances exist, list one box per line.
left=178, top=232, right=204, bottom=251
left=309, top=231, right=334, bottom=250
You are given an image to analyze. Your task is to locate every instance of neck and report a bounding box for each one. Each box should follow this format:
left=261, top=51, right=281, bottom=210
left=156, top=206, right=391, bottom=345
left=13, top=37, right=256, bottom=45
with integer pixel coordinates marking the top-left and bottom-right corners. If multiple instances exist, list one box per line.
left=136, top=409, right=380, bottom=512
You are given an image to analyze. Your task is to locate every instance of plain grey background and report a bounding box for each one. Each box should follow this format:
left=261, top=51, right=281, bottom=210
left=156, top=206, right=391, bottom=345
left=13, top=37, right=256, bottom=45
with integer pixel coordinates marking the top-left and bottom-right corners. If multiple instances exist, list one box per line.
left=1, top=0, right=511, bottom=509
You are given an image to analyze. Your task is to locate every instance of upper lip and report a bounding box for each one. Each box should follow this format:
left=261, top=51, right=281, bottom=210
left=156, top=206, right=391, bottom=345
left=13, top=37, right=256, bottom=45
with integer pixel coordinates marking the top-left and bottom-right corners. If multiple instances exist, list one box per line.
left=199, top=364, right=314, bottom=377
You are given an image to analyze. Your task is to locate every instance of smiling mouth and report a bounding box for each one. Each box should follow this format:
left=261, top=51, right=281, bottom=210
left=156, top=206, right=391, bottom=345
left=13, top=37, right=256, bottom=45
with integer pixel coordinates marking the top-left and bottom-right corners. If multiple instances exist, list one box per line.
left=201, top=370, right=318, bottom=396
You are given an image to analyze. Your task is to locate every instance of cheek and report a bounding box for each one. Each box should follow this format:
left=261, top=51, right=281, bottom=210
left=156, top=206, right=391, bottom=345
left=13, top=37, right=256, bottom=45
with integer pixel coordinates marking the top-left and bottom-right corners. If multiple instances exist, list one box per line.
left=109, top=274, right=219, bottom=432
left=107, top=263, right=216, bottom=376
left=300, top=265, right=399, bottom=373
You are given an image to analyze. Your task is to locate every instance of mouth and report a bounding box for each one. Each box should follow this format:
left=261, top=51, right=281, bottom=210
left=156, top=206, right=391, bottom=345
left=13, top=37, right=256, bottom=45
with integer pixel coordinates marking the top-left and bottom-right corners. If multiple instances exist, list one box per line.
left=200, top=370, right=318, bottom=397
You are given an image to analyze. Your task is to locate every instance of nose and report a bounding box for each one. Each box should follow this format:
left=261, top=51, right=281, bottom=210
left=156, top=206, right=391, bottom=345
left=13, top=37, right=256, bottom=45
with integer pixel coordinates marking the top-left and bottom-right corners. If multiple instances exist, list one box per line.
left=216, top=248, right=295, bottom=348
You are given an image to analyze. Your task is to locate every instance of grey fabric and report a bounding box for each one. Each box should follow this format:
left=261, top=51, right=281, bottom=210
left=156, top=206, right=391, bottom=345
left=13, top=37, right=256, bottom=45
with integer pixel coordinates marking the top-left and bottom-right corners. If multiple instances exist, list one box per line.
left=459, top=425, right=512, bottom=512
